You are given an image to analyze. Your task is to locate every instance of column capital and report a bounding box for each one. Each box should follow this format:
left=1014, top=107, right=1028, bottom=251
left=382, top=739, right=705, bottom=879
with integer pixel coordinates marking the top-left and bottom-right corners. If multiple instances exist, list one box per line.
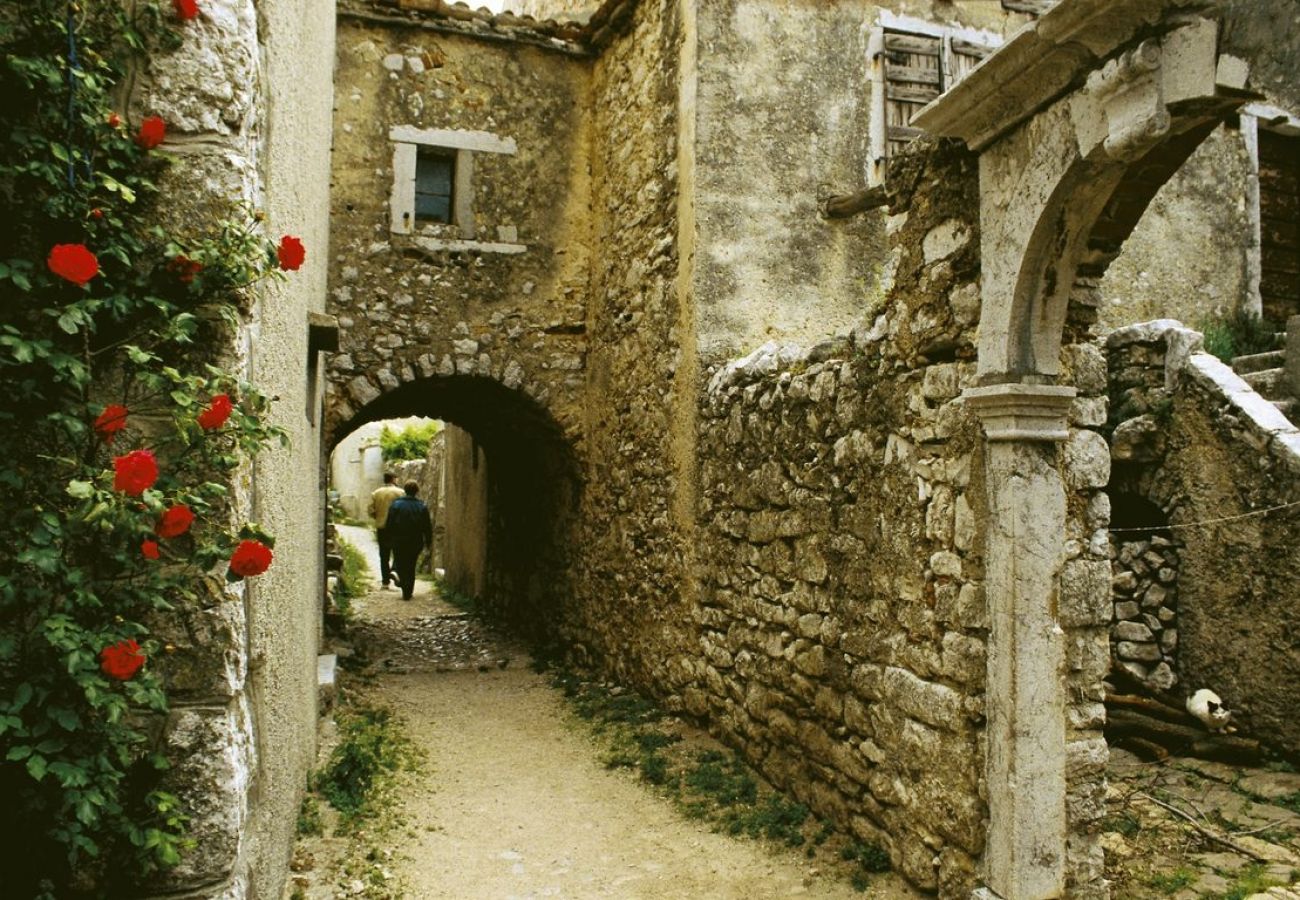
left=963, top=383, right=1077, bottom=442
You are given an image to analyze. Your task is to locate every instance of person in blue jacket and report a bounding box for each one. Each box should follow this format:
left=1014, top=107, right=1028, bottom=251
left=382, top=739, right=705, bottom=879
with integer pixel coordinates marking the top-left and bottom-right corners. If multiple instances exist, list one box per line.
left=383, top=481, right=432, bottom=601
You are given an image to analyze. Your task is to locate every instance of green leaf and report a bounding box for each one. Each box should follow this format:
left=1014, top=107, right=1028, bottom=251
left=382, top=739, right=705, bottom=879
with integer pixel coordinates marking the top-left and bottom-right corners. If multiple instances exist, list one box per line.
left=57, top=308, right=84, bottom=335
left=6, top=745, right=32, bottom=762
left=66, top=480, right=94, bottom=499
left=26, top=754, right=48, bottom=781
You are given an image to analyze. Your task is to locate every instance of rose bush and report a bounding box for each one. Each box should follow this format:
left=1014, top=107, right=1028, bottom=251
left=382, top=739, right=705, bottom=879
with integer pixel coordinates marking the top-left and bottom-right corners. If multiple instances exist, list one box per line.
left=0, top=3, right=297, bottom=894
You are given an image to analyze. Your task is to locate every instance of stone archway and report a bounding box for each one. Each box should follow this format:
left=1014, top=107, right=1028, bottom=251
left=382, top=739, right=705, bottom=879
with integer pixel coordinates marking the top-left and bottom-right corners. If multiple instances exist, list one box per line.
left=328, top=373, right=582, bottom=639
left=914, top=2, right=1252, bottom=897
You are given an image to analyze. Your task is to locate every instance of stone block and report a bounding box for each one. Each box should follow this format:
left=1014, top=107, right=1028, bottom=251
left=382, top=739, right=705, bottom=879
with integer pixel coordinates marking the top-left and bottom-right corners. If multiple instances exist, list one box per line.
left=1117, top=641, right=1162, bottom=662
left=882, top=666, right=964, bottom=730
left=1113, top=600, right=1140, bottom=620
left=940, top=632, right=986, bottom=686
left=151, top=704, right=251, bottom=890
left=1059, top=558, right=1111, bottom=627
left=1147, top=661, right=1177, bottom=691
left=1112, top=621, right=1153, bottom=642
left=929, top=550, right=962, bottom=578
left=1062, top=429, right=1111, bottom=490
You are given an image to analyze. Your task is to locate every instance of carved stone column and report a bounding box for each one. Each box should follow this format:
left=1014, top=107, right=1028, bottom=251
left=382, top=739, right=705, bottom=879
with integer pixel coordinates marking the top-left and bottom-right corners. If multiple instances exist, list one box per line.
left=966, top=383, right=1075, bottom=900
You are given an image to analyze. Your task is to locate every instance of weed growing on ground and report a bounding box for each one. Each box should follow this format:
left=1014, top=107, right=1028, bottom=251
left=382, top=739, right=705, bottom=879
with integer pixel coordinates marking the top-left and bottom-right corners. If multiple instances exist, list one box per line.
left=1209, top=862, right=1286, bottom=900
left=1146, top=867, right=1196, bottom=894
left=549, top=667, right=893, bottom=891
left=1101, top=812, right=1142, bottom=837
left=1200, top=310, right=1279, bottom=363
left=333, top=536, right=373, bottom=619
left=434, top=577, right=480, bottom=615
left=316, top=705, right=420, bottom=830
left=297, top=795, right=324, bottom=836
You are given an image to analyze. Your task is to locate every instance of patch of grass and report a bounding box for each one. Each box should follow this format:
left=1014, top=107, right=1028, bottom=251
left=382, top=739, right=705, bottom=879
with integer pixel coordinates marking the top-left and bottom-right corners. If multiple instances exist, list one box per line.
left=1102, top=812, right=1142, bottom=837
left=296, top=794, right=323, bottom=836
left=333, top=536, right=373, bottom=618
left=840, top=840, right=892, bottom=891
left=315, top=705, right=419, bottom=830
left=1200, top=310, right=1279, bottom=363
left=434, top=578, right=480, bottom=615
left=1274, top=791, right=1300, bottom=815
left=721, top=793, right=810, bottom=847
left=1146, top=867, right=1196, bottom=894
left=1208, top=862, right=1286, bottom=900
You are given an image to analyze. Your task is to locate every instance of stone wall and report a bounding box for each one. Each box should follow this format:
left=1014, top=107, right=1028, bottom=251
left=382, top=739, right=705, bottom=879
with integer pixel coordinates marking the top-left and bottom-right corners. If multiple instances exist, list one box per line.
left=1109, top=536, right=1182, bottom=691
left=133, top=0, right=334, bottom=896
left=691, top=0, right=1023, bottom=360
left=1105, top=322, right=1300, bottom=757
left=444, top=424, right=489, bottom=598
left=326, top=6, right=593, bottom=446
left=688, top=139, right=1109, bottom=897
left=1099, top=126, right=1253, bottom=329
left=568, top=0, right=698, bottom=685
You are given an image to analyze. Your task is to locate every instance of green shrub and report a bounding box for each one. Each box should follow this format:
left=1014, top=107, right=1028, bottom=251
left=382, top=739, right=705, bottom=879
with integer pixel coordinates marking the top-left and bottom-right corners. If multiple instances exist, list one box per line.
left=333, top=536, right=373, bottom=618
left=296, top=795, right=323, bottom=836
left=379, top=421, right=440, bottom=462
left=1200, top=310, right=1279, bottom=363
left=316, top=706, right=414, bottom=827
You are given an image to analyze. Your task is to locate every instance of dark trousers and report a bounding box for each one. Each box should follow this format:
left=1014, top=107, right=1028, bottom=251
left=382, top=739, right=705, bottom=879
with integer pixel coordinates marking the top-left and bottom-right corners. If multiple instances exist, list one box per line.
left=376, top=526, right=395, bottom=586
left=392, top=542, right=423, bottom=600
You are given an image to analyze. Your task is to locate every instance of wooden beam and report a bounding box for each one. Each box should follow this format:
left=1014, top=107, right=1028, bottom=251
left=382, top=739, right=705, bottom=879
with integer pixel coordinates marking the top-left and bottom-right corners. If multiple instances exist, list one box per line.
left=823, top=184, right=888, bottom=219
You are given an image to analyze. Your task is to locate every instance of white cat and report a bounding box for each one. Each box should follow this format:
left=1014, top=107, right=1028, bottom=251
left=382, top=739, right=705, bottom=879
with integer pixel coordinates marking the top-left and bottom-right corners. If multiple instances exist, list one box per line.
left=1186, top=688, right=1236, bottom=734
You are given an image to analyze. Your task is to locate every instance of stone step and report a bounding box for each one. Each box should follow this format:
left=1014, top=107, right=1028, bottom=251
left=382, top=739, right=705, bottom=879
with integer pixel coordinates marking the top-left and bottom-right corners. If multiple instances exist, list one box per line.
left=1275, top=397, right=1297, bottom=423
left=1243, top=367, right=1289, bottom=400
left=1232, top=349, right=1285, bottom=375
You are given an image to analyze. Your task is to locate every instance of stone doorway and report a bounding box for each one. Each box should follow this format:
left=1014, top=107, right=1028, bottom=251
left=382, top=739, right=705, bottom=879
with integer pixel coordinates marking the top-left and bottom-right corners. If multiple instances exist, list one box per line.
left=328, top=373, right=581, bottom=640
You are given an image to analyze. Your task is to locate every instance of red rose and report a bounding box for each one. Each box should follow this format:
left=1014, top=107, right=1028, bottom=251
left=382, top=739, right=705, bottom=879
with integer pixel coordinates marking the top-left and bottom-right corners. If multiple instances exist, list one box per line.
left=93, top=404, right=129, bottom=444
left=107, top=112, right=121, bottom=128
left=173, top=0, right=199, bottom=19
left=156, top=504, right=195, bottom=539
left=90, top=208, right=104, bottom=220
left=47, top=243, right=100, bottom=286
left=197, top=393, right=233, bottom=431
left=229, top=539, right=273, bottom=578
left=100, top=639, right=146, bottom=681
left=136, top=116, right=166, bottom=150
left=113, top=449, right=158, bottom=495
left=276, top=235, right=305, bottom=271
left=141, top=539, right=160, bottom=560
left=168, top=254, right=203, bottom=284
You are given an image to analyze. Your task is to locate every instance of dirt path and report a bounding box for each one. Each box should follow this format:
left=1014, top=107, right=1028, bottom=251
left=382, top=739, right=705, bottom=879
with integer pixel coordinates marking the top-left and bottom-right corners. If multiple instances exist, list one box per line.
left=309, top=528, right=909, bottom=897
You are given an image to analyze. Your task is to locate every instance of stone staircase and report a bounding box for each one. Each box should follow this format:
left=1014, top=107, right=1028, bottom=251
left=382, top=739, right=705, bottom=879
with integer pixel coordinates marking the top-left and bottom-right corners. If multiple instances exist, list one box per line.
left=1230, top=320, right=1298, bottom=424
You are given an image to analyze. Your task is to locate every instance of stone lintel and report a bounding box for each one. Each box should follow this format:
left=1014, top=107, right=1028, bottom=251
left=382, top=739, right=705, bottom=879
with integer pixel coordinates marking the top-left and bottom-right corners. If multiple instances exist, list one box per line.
left=963, top=383, right=1076, bottom=442
left=912, top=0, right=1219, bottom=151
left=388, top=125, right=517, bottom=155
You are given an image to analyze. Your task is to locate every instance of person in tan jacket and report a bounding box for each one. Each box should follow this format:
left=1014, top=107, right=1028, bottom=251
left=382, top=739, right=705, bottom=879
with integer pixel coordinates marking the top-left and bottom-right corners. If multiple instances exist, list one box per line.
left=368, top=473, right=405, bottom=588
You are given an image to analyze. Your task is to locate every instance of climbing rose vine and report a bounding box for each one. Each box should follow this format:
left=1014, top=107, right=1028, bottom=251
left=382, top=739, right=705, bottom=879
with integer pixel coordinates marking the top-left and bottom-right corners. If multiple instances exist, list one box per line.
left=0, top=2, right=298, bottom=894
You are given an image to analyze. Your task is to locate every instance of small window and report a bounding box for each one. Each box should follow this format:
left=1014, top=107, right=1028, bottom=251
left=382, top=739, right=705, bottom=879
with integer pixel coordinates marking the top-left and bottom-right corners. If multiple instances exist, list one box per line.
left=415, top=148, right=455, bottom=224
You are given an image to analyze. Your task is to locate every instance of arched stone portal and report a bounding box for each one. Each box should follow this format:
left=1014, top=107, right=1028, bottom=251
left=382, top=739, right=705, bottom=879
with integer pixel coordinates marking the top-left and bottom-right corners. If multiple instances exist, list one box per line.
left=915, top=1, right=1252, bottom=896
left=329, top=373, right=582, bottom=639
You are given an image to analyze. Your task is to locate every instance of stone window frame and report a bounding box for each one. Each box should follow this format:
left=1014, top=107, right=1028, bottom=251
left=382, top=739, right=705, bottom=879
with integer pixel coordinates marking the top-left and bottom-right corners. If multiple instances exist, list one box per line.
left=388, top=126, right=526, bottom=254
left=866, top=12, right=1002, bottom=186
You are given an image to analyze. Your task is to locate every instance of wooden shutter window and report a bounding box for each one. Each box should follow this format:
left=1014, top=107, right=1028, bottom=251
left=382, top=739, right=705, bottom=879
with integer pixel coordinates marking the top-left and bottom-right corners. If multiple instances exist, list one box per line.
left=882, top=30, right=943, bottom=165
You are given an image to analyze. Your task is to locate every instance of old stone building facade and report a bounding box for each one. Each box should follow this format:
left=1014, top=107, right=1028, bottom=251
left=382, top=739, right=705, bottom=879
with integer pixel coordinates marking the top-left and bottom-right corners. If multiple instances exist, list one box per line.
left=17, top=0, right=1295, bottom=897
left=320, top=0, right=1299, bottom=898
